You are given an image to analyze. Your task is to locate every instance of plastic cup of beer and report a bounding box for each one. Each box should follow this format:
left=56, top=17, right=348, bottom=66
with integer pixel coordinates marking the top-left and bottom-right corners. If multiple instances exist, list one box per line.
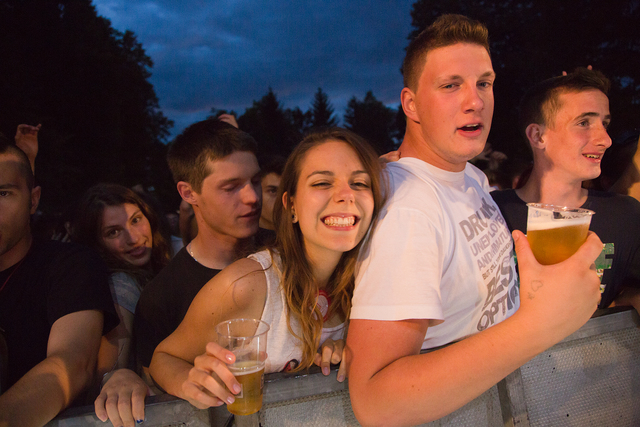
left=216, top=318, right=269, bottom=417
left=526, top=203, right=594, bottom=265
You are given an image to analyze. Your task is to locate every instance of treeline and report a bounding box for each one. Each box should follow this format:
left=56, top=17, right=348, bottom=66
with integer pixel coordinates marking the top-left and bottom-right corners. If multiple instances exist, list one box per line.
left=0, top=0, right=176, bottom=212
left=2, top=0, right=638, bottom=213
left=0, top=0, right=403, bottom=213
left=211, top=87, right=404, bottom=164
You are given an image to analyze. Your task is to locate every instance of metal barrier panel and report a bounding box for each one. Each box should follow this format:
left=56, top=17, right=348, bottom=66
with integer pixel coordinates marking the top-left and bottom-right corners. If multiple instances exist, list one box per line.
left=44, top=309, right=639, bottom=427
left=504, top=309, right=640, bottom=427
left=44, top=394, right=215, bottom=427
left=261, top=369, right=503, bottom=426
left=417, top=385, right=503, bottom=427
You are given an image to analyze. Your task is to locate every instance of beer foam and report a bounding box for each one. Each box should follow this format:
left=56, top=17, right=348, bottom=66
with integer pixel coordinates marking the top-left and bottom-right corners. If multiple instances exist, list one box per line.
left=527, top=216, right=591, bottom=231
left=229, top=361, right=265, bottom=375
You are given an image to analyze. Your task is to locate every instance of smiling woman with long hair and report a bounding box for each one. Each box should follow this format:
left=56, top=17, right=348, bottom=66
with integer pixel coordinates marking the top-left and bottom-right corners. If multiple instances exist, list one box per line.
left=149, top=127, right=386, bottom=409
left=73, top=184, right=171, bottom=377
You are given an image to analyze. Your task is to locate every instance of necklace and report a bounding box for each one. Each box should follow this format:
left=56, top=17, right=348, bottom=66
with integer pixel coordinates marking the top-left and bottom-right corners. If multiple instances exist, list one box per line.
left=0, top=257, right=26, bottom=294
left=316, top=289, right=332, bottom=322
left=187, top=242, right=198, bottom=262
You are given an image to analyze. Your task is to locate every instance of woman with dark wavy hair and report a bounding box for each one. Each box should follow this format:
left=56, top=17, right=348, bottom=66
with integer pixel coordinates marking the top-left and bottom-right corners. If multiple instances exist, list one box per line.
left=73, top=183, right=171, bottom=378
left=149, top=127, right=386, bottom=410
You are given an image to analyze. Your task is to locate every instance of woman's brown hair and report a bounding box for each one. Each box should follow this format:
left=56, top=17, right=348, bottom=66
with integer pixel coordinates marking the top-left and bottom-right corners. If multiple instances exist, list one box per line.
left=271, top=128, right=386, bottom=370
left=72, top=183, right=171, bottom=286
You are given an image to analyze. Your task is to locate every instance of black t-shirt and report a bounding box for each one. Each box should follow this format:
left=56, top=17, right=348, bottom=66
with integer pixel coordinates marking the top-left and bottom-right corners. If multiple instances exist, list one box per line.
left=492, top=189, right=640, bottom=307
left=0, top=239, right=118, bottom=389
left=134, top=246, right=221, bottom=367
left=255, top=227, right=276, bottom=248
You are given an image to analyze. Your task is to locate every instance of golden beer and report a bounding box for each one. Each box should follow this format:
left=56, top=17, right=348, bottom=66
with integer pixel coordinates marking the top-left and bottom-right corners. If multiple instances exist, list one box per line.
left=227, top=361, right=265, bottom=416
left=526, top=203, right=594, bottom=265
left=527, top=223, right=590, bottom=265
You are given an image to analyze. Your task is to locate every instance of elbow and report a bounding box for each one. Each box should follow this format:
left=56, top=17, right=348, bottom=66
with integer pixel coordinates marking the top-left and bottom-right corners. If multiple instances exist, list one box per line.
left=350, top=388, right=395, bottom=427
left=72, top=353, right=98, bottom=392
left=50, top=353, right=97, bottom=407
left=148, top=350, right=165, bottom=389
left=148, top=350, right=160, bottom=378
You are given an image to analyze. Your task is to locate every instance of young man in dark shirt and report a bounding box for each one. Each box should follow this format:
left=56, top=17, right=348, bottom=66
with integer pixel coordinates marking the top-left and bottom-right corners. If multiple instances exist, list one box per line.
left=492, top=68, right=640, bottom=309
left=95, top=119, right=262, bottom=427
left=0, top=138, right=117, bottom=427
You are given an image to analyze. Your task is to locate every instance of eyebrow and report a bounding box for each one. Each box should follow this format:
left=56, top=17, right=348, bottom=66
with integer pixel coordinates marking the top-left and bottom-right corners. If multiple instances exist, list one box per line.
left=102, top=209, right=143, bottom=230
left=306, top=170, right=369, bottom=179
left=438, top=71, right=496, bottom=81
left=217, top=177, right=243, bottom=186
left=575, top=112, right=612, bottom=121
left=0, top=183, right=20, bottom=190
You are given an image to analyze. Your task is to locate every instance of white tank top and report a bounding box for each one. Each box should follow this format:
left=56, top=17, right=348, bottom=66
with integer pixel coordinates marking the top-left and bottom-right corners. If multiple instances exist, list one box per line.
left=248, top=250, right=345, bottom=373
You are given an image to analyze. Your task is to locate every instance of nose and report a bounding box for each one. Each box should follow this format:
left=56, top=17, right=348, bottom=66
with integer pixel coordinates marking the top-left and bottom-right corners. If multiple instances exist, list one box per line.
left=124, top=227, right=140, bottom=245
left=242, top=182, right=261, bottom=206
left=334, top=181, right=355, bottom=204
left=596, top=125, right=612, bottom=149
left=462, top=84, right=484, bottom=112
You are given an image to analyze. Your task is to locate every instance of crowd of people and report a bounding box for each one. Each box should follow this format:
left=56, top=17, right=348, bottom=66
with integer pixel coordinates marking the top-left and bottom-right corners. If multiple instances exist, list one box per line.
left=1, top=13, right=639, bottom=427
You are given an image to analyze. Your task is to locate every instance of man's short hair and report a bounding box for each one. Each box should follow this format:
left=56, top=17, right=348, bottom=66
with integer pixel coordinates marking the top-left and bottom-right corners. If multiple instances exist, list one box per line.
left=259, top=156, right=286, bottom=180
left=519, top=67, right=611, bottom=136
left=0, top=135, right=34, bottom=191
left=402, top=14, right=490, bottom=90
left=167, top=119, right=258, bottom=193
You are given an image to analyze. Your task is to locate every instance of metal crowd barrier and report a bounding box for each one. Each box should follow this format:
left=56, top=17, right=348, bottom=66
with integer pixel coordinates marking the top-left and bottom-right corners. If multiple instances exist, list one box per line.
left=46, top=308, right=640, bottom=427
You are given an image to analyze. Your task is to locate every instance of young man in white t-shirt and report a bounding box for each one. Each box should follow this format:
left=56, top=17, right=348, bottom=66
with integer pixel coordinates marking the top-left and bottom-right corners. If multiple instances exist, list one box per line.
left=346, top=14, right=604, bottom=426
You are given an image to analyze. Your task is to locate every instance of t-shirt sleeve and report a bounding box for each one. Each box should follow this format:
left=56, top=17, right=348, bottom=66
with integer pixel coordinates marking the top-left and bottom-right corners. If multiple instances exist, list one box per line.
left=46, top=245, right=119, bottom=334
left=109, top=272, right=142, bottom=314
left=351, top=204, right=446, bottom=322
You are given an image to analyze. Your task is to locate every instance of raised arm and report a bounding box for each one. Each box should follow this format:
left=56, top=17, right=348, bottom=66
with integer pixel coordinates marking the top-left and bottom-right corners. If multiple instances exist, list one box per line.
left=0, top=310, right=103, bottom=427
left=347, top=231, right=603, bottom=427
left=149, top=258, right=267, bottom=408
left=14, top=123, right=40, bottom=173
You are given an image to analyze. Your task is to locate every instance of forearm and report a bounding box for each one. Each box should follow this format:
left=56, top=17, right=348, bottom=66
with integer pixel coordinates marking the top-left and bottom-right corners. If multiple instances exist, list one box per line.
left=349, top=314, right=551, bottom=427
left=148, top=352, right=193, bottom=398
left=98, top=307, right=134, bottom=375
left=0, top=354, right=94, bottom=427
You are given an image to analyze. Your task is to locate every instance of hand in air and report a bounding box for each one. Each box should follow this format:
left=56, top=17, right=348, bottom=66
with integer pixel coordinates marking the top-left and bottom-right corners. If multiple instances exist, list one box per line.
left=182, top=341, right=242, bottom=409
left=378, top=150, right=400, bottom=167
left=217, top=114, right=238, bottom=129
left=14, top=123, right=40, bottom=171
left=314, top=338, right=347, bottom=382
left=94, top=368, right=150, bottom=427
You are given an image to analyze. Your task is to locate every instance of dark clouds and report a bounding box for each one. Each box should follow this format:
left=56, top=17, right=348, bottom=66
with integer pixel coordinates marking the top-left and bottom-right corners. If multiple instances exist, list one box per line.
left=93, top=0, right=415, bottom=136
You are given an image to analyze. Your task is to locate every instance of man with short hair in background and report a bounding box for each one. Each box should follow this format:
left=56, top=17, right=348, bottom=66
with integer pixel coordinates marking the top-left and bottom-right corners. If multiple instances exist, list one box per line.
left=492, top=67, right=640, bottom=311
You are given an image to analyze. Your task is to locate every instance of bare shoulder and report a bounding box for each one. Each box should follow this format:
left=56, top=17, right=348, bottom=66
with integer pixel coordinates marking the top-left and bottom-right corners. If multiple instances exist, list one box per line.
left=196, top=258, right=268, bottom=316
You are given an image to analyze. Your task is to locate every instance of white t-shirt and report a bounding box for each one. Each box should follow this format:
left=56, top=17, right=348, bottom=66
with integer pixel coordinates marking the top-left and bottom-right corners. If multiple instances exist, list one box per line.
left=352, top=158, right=519, bottom=349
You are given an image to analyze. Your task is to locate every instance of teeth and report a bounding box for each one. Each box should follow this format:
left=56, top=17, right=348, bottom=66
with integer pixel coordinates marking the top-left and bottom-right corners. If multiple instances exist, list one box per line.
left=584, top=154, right=600, bottom=159
left=462, top=124, right=480, bottom=131
left=324, top=216, right=355, bottom=227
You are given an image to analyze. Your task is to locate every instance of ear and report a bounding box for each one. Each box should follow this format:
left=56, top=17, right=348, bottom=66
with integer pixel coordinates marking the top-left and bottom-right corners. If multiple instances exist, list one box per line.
left=283, top=191, right=298, bottom=221
left=177, top=181, right=198, bottom=205
left=525, top=123, right=546, bottom=150
left=401, top=87, right=420, bottom=123
left=30, top=185, right=41, bottom=214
